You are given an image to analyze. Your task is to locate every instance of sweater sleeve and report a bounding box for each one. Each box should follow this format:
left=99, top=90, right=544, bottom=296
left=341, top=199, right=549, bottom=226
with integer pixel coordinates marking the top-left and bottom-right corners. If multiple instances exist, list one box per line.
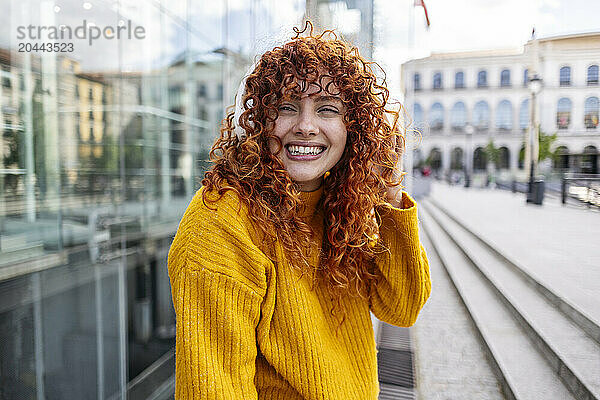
left=369, top=191, right=432, bottom=327
left=167, top=188, right=272, bottom=399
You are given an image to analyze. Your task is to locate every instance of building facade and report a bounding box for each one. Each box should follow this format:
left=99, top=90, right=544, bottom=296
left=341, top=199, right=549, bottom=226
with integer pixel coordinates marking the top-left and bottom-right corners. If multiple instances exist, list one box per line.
left=401, top=32, right=600, bottom=184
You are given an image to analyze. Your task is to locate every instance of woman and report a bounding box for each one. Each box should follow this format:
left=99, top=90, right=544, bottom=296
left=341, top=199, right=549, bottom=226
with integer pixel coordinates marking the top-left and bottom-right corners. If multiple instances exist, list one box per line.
left=168, top=23, right=431, bottom=399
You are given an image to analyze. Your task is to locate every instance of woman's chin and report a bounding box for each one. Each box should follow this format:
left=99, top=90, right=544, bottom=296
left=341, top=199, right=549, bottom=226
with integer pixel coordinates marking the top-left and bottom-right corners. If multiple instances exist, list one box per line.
left=291, top=175, right=324, bottom=191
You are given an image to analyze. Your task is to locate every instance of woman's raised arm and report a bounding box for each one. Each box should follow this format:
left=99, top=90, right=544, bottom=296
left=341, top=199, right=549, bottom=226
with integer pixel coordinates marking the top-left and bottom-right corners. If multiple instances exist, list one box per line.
left=369, top=191, right=432, bottom=327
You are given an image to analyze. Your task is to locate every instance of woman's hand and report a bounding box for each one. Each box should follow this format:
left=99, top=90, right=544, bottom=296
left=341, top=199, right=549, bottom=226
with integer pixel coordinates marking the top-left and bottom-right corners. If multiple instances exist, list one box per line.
left=385, top=156, right=405, bottom=209
left=375, top=104, right=406, bottom=209
left=384, top=125, right=406, bottom=209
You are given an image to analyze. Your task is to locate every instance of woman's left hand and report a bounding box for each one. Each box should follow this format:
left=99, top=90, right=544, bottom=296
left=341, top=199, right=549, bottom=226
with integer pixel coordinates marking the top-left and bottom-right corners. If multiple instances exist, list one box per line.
left=385, top=129, right=405, bottom=209
left=385, top=159, right=404, bottom=209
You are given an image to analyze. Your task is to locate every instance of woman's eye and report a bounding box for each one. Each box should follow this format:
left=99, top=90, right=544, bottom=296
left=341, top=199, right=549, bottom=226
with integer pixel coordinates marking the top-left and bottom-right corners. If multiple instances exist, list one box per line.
left=279, top=105, right=296, bottom=112
left=320, top=107, right=339, bottom=114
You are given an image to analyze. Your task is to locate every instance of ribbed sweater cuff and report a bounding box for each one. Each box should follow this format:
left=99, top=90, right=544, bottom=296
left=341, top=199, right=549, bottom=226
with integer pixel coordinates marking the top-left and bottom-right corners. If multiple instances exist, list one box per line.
left=378, top=192, right=421, bottom=249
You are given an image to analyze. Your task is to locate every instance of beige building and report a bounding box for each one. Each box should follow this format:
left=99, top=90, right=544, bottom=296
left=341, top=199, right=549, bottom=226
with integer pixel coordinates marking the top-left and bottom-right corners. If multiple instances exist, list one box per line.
left=401, top=32, right=600, bottom=184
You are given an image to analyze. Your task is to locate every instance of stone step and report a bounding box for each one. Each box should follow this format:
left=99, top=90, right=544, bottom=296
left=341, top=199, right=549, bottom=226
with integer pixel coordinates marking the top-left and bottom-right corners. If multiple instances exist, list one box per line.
left=419, top=202, right=577, bottom=400
left=423, top=199, right=600, bottom=400
left=427, top=196, right=600, bottom=344
left=412, top=228, right=504, bottom=399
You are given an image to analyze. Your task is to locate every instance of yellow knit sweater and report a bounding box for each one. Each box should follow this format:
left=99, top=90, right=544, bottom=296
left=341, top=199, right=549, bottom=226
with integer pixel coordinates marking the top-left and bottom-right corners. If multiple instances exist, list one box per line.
left=167, top=183, right=431, bottom=399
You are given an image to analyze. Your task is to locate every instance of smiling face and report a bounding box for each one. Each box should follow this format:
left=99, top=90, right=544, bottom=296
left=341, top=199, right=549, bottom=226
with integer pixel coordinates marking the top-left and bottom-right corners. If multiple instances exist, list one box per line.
left=268, top=76, right=348, bottom=192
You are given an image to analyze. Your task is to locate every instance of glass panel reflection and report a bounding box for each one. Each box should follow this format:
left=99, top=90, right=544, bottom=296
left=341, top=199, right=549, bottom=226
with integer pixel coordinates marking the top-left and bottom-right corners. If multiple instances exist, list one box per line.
left=1, top=0, right=311, bottom=398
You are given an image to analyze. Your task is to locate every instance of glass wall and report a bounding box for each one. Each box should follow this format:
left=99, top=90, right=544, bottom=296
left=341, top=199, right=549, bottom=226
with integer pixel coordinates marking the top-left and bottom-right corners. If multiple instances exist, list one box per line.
left=0, top=0, right=308, bottom=398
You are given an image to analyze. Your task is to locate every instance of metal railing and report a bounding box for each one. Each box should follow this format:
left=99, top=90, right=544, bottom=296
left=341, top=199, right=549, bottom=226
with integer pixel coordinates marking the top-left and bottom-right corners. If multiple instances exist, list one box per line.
left=495, top=175, right=599, bottom=208
left=561, top=173, right=600, bottom=208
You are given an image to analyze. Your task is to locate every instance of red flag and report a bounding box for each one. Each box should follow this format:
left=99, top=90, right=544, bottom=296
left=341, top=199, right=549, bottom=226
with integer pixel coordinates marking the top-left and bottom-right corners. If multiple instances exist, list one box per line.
left=414, top=0, right=431, bottom=28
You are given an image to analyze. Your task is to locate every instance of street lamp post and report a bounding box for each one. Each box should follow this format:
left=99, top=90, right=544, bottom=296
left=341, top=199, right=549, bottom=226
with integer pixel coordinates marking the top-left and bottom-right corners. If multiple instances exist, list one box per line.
left=464, top=123, right=474, bottom=187
left=527, top=75, right=542, bottom=202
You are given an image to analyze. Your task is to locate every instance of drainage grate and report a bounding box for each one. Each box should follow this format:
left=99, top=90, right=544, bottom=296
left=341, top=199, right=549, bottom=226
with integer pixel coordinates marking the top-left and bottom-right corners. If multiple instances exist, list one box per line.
left=379, top=383, right=415, bottom=400
left=377, top=323, right=415, bottom=399
left=378, top=348, right=414, bottom=387
left=378, top=323, right=412, bottom=351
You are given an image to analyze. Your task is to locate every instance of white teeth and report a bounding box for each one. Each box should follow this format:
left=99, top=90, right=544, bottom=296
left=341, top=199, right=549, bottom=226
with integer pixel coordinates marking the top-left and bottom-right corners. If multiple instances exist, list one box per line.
left=287, top=145, right=325, bottom=156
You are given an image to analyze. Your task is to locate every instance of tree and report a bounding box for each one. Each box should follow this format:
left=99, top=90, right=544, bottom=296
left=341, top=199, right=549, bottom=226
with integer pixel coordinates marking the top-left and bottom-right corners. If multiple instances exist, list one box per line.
left=519, top=128, right=558, bottom=162
left=484, top=139, right=500, bottom=165
left=538, top=129, right=558, bottom=162
left=483, top=139, right=500, bottom=185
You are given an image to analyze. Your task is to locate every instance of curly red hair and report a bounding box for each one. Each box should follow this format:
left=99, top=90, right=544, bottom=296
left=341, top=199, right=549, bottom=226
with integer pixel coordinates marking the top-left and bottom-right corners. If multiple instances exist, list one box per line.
left=201, top=21, right=406, bottom=318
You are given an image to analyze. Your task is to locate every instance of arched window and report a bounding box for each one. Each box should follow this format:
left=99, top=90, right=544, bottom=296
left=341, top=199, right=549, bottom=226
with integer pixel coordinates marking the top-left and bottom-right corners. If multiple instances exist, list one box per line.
left=523, top=68, right=529, bottom=86
left=450, top=147, right=464, bottom=170
left=477, top=70, right=487, bottom=87
left=554, top=146, right=569, bottom=170
left=582, top=145, right=598, bottom=174
left=433, top=72, right=442, bottom=89
left=473, top=101, right=490, bottom=131
left=455, top=71, right=465, bottom=88
left=429, top=102, right=444, bottom=131
left=414, top=73, right=421, bottom=90
left=498, top=147, right=510, bottom=169
left=556, top=98, right=572, bottom=129
left=587, top=65, right=599, bottom=85
left=500, top=69, right=511, bottom=87
left=473, top=147, right=487, bottom=170
left=413, top=102, right=423, bottom=127
left=519, top=99, right=529, bottom=131
left=518, top=145, right=525, bottom=169
left=496, top=100, right=512, bottom=131
left=429, top=148, right=442, bottom=170
left=450, top=101, right=467, bottom=131
left=584, top=96, right=599, bottom=128
left=560, top=66, right=571, bottom=86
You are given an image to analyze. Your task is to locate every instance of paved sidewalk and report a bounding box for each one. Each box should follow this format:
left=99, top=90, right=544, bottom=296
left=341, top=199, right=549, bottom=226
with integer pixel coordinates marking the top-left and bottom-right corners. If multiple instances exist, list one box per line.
left=426, top=182, right=600, bottom=327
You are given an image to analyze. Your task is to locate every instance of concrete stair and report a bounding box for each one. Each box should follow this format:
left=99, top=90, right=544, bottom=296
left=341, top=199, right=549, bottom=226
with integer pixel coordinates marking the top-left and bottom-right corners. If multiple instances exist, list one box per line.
left=419, top=198, right=600, bottom=400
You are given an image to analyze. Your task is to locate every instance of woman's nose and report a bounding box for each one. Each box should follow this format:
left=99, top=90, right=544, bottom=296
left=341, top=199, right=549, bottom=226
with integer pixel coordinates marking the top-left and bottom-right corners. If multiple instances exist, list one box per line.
left=294, top=109, right=318, bottom=136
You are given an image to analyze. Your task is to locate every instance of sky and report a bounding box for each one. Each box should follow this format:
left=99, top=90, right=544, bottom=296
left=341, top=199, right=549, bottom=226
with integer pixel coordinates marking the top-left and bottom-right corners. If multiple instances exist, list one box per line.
left=1, top=0, right=599, bottom=88
left=374, top=0, right=600, bottom=94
